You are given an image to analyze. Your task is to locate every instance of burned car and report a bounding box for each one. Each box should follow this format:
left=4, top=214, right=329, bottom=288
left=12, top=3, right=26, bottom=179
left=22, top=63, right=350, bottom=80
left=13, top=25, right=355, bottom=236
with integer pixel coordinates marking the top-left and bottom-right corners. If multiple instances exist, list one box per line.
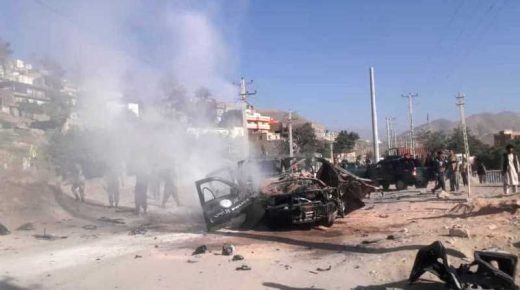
left=195, top=157, right=377, bottom=231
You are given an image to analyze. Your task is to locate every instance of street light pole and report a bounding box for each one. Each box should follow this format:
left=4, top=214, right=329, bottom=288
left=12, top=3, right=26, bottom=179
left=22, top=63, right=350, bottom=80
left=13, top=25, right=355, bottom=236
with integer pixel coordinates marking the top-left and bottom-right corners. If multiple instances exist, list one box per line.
left=288, top=111, right=294, bottom=157
left=369, top=67, right=380, bottom=162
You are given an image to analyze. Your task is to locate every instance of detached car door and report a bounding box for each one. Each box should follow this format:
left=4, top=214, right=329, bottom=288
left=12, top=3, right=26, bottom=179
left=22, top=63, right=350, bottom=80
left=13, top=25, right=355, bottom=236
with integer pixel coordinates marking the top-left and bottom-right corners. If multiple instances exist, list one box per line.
left=195, top=177, right=253, bottom=231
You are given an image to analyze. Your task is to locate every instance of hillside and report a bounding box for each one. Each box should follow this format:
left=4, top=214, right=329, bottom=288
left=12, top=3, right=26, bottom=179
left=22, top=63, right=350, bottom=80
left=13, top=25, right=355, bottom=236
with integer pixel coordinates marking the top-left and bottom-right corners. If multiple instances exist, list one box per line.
left=414, top=111, right=520, bottom=145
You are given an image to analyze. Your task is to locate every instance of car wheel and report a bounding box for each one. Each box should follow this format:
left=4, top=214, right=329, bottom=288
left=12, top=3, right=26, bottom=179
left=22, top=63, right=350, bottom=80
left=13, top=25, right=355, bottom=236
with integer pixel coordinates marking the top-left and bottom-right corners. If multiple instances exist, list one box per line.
left=415, top=180, right=428, bottom=188
left=396, top=180, right=408, bottom=191
left=322, top=202, right=337, bottom=227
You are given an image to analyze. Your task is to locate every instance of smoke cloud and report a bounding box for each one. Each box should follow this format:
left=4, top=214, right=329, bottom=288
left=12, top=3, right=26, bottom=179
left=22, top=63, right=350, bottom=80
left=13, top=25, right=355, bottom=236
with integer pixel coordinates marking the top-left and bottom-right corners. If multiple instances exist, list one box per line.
left=2, top=0, right=247, bottom=206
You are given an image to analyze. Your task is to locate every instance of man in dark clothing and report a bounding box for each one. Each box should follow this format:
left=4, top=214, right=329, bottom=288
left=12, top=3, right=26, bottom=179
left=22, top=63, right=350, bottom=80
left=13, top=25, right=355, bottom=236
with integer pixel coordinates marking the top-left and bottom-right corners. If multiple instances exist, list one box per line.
left=401, top=153, right=416, bottom=172
left=135, top=173, right=149, bottom=215
left=431, top=151, right=447, bottom=194
left=476, top=158, right=487, bottom=184
left=161, top=168, right=181, bottom=208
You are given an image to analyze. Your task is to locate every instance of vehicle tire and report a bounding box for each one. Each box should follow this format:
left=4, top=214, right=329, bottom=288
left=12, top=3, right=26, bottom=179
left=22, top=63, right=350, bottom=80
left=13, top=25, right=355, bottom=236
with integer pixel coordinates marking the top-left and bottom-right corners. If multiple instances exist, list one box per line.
left=395, top=180, right=408, bottom=191
left=381, top=182, right=390, bottom=191
left=322, top=202, right=337, bottom=227
left=415, top=180, right=428, bottom=188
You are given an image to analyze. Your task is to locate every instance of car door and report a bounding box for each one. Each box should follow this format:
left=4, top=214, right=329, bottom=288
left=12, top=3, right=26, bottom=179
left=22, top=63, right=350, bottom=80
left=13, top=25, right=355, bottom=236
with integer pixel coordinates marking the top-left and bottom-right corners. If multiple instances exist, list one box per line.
left=195, top=177, right=253, bottom=231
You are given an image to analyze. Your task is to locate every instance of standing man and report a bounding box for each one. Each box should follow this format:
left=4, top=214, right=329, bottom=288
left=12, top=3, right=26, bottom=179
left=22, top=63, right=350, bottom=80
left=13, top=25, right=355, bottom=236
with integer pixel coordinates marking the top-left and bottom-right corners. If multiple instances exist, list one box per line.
left=502, top=144, right=519, bottom=195
left=460, top=158, right=469, bottom=187
left=71, top=163, right=86, bottom=202
left=104, top=168, right=121, bottom=208
left=447, top=150, right=460, bottom=192
left=476, top=158, right=487, bottom=184
left=431, top=151, right=447, bottom=195
left=134, top=173, right=149, bottom=214
left=162, top=167, right=181, bottom=208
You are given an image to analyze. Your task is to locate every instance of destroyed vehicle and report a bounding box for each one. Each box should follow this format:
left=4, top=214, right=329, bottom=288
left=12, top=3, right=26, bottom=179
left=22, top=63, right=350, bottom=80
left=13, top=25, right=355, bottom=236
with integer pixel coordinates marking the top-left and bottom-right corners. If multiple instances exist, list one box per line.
left=262, top=177, right=341, bottom=227
left=195, top=157, right=377, bottom=231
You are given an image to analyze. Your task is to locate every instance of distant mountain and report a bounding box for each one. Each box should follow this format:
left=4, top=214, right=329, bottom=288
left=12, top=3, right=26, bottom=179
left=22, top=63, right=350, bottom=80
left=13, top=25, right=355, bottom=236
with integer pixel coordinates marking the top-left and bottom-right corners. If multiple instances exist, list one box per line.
left=414, top=111, right=520, bottom=145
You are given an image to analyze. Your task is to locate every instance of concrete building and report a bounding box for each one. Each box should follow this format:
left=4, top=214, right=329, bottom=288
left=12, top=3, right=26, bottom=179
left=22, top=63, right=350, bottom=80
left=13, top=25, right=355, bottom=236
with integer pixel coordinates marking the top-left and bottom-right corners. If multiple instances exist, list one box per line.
left=246, top=107, right=280, bottom=140
left=494, top=130, right=520, bottom=146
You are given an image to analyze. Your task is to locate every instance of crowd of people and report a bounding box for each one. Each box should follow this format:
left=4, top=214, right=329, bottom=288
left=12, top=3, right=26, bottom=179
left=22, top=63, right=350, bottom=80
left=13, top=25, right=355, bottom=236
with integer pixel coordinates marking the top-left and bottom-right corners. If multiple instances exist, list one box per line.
left=428, top=144, right=519, bottom=196
left=67, top=165, right=181, bottom=215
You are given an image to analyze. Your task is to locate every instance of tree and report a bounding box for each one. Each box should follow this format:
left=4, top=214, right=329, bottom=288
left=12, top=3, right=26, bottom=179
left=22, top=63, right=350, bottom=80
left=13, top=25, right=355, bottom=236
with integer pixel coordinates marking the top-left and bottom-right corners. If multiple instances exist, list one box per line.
left=446, top=127, right=489, bottom=156
left=417, top=130, right=449, bottom=152
left=334, top=130, right=359, bottom=153
left=293, top=123, right=318, bottom=154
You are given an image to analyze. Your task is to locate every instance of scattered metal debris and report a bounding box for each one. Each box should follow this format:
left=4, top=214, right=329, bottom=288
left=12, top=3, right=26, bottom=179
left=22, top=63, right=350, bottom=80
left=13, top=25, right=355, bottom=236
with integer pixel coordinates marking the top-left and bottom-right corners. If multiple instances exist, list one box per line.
left=232, top=255, right=244, bottom=261
left=192, top=245, right=208, bottom=255
left=222, top=243, right=235, bottom=256
left=16, top=222, right=35, bottom=231
left=316, top=265, right=332, bottom=272
left=98, top=217, right=125, bottom=224
left=33, top=234, right=67, bottom=241
left=129, top=225, right=147, bottom=235
left=409, top=241, right=519, bottom=290
left=361, top=239, right=381, bottom=245
left=82, top=225, right=97, bottom=230
left=236, top=265, right=251, bottom=271
left=0, top=223, right=10, bottom=235
left=449, top=225, right=470, bottom=238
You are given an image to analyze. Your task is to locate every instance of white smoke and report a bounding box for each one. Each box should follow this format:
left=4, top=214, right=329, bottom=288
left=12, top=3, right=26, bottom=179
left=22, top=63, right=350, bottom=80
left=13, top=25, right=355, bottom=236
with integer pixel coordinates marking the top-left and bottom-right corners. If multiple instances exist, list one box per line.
left=2, top=0, right=247, bottom=206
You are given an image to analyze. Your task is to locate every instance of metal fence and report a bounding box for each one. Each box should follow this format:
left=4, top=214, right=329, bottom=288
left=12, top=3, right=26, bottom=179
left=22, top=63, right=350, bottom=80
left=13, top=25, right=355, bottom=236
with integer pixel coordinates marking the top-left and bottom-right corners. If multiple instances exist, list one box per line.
left=473, top=170, right=503, bottom=184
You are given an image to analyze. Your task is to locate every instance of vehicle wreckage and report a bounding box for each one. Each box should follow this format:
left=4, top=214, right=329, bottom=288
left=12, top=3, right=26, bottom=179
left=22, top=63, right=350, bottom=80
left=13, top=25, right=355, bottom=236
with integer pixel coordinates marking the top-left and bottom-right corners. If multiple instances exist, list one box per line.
left=195, top=157, right=378, bottom=231
left=410, top=241, right=519, bottom=290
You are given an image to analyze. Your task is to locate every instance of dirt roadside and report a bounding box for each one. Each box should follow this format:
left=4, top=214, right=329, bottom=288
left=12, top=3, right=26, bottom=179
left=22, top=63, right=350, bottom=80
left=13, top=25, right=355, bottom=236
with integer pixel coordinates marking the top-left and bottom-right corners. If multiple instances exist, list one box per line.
left=1, top=173, right=519, bottom=290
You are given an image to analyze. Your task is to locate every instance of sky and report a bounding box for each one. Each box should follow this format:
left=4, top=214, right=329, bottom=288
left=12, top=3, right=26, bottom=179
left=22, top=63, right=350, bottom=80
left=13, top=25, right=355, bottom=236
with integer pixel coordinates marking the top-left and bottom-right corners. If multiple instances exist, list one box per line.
left=1, top=0, right=520, bottom=136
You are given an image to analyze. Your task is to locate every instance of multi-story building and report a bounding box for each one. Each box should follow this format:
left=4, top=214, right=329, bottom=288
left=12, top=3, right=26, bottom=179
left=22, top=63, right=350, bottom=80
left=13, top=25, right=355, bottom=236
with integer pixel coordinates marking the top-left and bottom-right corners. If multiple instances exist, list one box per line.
left=494, top=130, right=520, bottom=146
left=246, top=106, right=280, bottom=140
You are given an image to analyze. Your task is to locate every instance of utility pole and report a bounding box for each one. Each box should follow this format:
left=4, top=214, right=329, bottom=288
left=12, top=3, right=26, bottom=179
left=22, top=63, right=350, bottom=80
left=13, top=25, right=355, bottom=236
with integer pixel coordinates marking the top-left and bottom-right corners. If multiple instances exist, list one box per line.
left=288, top=111, right=294, bottom=157
left=427, top=113, right=432, bottom=132
left=456, top=93, right=471, bottom=198
left=386, top=117, right=391, bottom=151
left=237, top=77, right=256, bottom=158
left=369, top=67, right=380, bottom=162
left=402, top=93, right=418, bottom=156
left=390, top=118, right=397, bottom=149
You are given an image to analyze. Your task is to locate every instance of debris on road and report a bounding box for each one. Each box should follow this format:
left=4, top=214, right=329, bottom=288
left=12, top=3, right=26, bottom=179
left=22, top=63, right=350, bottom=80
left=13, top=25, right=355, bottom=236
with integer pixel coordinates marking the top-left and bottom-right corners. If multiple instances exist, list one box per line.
left=82, top=225, right=97, bottom=230
left=0, top=223, right=10, bottom=235
left=409, top=241, right=519, bottom=290
left=232, top=255, right=244, bottom=261
left=98, top=217, right=125, bottom=224
left=16, top=222, right=35, bottom=231
left=361, top=239, right=381, bottom=245
left=236, top=265, right=251, bottom=271
left=187, top=260, right=198, bottom=264
left=449, top=199, right=520, bottom=216
left=316, top=265, right=332, bottom=272
left=134, top=255, right=142, bottom=259
left=129, top=225, right=147, bottom=235
left=449, top=225, right=471, bottom=238
left=377, top=213, right=389, bottom=218
left=33, top=233, right=67, bottom=240
left=222, top=243, right=235, bottom=256
left=192, top=245, right=208, bottom=255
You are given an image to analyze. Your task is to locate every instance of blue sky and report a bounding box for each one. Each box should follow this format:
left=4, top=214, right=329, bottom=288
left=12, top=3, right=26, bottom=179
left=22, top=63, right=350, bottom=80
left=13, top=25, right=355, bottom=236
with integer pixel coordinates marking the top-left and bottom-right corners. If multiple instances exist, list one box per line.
left=1, top=0, right=519, bottom=135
